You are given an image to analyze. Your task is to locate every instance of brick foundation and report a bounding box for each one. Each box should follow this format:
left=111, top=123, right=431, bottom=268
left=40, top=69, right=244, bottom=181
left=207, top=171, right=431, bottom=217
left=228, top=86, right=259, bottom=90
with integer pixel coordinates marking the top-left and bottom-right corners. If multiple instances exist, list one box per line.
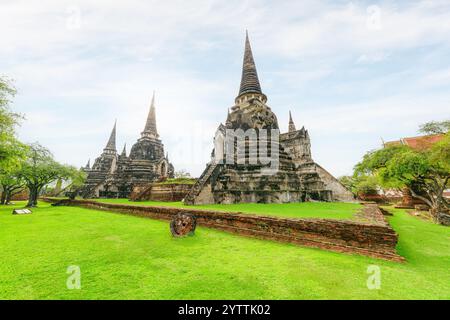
left=42, top=198, right=404, bottom=262
left=129, top=183, right=192, bottom=202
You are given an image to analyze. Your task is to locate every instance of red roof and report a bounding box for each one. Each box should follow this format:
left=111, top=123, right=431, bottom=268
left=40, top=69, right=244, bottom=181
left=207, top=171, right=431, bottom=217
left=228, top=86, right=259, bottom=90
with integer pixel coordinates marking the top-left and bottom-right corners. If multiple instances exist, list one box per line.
left=385, top=134, right=444, bottom=150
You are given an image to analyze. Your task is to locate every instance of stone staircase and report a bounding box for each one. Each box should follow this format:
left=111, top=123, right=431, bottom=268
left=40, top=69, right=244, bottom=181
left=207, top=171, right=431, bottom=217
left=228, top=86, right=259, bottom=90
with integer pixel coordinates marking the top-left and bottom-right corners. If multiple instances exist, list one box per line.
left=80, top=180, right=111, bottom=199
left=184, top=162, right=219, bottom=205
left=80, top=183, right=100, bottom=199
left=129, top=184, right=153, bottom=201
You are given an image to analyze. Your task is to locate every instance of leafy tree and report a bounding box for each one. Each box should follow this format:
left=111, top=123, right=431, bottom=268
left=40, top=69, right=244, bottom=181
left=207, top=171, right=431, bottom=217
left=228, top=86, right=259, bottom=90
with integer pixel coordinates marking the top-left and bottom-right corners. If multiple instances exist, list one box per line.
left=338, top=175, right=380, bottom=197
left=338, top=176, right=354, bottom=193
left=355, top=135, right=450, bottom=219
left=0, top=168, right=25, bottom=204
left=419, top=120, right=450, bottom=135
left=18, top=143, right=79, bottom=207
left=60, top=167, right=87, bottom=199
left=352, top=174, right=380, bottom=196
left=0, top=77, right=27, bottom=171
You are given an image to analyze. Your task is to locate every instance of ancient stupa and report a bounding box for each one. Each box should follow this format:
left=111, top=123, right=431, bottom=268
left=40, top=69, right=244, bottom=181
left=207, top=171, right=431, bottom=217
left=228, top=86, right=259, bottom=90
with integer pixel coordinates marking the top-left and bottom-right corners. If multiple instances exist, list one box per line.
left=185, top=32, right=352, bottom=205
left=82, top=93, right=174, bottom=198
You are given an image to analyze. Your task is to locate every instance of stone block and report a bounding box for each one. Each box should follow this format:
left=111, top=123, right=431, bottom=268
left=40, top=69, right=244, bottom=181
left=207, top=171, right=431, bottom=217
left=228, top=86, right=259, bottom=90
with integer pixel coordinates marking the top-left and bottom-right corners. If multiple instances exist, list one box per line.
left=12, top=208, right=32, bottom=215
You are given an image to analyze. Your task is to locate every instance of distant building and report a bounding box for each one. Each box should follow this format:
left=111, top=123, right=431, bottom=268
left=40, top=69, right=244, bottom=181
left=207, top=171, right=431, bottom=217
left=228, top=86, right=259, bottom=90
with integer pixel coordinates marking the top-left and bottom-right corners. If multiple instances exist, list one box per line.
left=383, top=133, right=444, bottom=150
left=81, top=93, right=174, bottom=198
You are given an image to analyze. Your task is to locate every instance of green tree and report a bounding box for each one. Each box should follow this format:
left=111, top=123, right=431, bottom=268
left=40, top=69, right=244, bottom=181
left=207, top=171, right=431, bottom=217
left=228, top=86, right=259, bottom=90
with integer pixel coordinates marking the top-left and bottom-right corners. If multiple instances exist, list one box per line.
left=19, top=143, right=79, bottom=207
left=339, top=175, right=380, bottom=197
left=0, top=77, right=27, bottom=171
left=355, top=135, right=450, bottom=219
left=0, top=168, right=25, bottom=204
left=60, top=167, right=87, bottom=199
left=352, top=174, right=380, bottom=196
left=338, top=176, right=354, bottom=193
left=419, top=120, right=450, bottom=135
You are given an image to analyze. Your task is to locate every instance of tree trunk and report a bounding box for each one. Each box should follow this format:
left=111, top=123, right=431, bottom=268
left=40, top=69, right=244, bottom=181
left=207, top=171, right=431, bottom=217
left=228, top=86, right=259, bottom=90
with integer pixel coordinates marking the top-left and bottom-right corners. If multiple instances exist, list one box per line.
left=0, top=192, right=6, bottom=205
left=5, top=191, right=12, bottom=204
left=26, top=187, right=39, bottom=207
left=431, top=196, right=449, bottom=220
left=409, top=188, right=433, bottom=208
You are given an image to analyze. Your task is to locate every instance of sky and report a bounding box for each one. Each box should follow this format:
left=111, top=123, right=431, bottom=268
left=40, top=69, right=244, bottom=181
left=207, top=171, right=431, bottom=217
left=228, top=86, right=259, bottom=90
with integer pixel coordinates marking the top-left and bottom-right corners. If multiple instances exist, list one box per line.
left=1, top=0, right=450, bottom=177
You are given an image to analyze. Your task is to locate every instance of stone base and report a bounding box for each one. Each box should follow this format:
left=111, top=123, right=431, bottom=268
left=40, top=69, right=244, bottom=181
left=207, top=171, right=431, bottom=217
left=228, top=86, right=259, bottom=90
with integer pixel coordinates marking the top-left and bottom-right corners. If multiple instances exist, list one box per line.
left=210, top=189, right=332, bottom=204
left=130, top=183, right=193, bottom=202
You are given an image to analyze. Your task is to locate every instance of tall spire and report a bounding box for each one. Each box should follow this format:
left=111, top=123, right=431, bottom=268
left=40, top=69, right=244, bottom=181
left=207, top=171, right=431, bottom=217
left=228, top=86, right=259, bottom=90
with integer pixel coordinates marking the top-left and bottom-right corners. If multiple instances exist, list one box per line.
left=225, top=108, right=232, bottom=127
left=104, top=120, right=117, bottom=152
left=121, top=143, right=127, bottom=157
left=85, top=159, right=90, bottom=169
left=142, top=91, right=159, bottom=138
left=288, top=111, right=296, bottom=132
left=238, top=31, right=262, bottom=97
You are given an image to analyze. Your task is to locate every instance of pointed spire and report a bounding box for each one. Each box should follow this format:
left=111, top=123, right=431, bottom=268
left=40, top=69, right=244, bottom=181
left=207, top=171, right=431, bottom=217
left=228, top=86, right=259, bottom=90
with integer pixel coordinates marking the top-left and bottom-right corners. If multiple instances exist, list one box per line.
left=142, top=91, right=158, bottom=138
left=225, top=108, right=232, bottom=127
left=85, top=159, right=90, bottom=169
left=238, top=31, right=262, bottom=97
left=121, top=143, right=127, bottom=157
left=104, top=120, right=117, bottom=151
left=288, top=111, right=296, bottom=132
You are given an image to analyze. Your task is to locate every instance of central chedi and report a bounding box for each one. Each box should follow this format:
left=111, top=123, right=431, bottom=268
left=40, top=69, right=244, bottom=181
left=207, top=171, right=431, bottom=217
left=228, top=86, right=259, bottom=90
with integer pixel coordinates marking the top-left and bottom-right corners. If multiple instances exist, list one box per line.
left=184, top=32, right=353, bottom=205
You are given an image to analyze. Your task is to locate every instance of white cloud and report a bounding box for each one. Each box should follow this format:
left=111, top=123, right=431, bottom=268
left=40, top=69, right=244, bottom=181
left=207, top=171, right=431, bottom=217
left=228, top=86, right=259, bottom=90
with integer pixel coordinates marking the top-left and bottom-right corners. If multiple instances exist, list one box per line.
left=357, top=52, right=390, bottom=64
left=2, top=0, right=450, bottom=178
left=420, top=67, right=450, bottom=87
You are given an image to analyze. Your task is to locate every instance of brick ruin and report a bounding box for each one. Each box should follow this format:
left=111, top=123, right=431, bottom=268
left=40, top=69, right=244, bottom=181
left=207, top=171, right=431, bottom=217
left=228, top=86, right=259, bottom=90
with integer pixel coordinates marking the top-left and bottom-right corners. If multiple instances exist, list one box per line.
left=129, top=182, right=193, bottom=202
left=184, top=32, right=353, bottom=205
left=81, top=93, right=174, bottom=198
left=43, top=198, right=404, bottom=262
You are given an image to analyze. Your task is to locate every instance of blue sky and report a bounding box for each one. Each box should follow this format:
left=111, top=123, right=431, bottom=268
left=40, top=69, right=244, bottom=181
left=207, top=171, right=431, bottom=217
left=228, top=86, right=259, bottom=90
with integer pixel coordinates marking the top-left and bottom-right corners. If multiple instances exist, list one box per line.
left=1, top=0, right=450, bottom=177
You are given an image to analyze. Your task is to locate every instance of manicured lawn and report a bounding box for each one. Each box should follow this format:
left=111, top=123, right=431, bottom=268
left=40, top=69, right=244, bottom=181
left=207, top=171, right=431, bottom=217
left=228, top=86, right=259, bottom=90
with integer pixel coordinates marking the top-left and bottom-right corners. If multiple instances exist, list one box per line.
left=90, top=198, right=361, bottom=220
left=0, top=201, right=449, bottom=299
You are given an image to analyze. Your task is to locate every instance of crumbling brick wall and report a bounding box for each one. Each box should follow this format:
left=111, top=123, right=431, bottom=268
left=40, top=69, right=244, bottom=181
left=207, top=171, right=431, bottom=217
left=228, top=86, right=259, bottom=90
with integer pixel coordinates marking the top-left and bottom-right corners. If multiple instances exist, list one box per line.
left=129, top=183, right=192, bottom=202
left=42, top=198, right=403, bottom=261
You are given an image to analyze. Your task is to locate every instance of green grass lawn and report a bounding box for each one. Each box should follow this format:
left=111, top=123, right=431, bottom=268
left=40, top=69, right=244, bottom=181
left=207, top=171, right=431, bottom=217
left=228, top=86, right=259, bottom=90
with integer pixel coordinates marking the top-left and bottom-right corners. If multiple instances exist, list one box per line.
left=0, top=201, right=449, bottom=299
left=90, top=198, right=361, bottom=220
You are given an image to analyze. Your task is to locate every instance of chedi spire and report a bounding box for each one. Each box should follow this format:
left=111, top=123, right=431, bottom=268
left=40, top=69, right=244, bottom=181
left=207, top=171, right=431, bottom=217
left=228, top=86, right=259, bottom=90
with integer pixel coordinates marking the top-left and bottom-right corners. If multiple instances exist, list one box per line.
left=142, top=91, right=159, bottom=138
left=288, top=111, right=296, bottom=132
left=235, top=31, right=267, bottom=105
left=238, top=31, right=262, bottom=97
left=104, top=120, right=117, bottom=152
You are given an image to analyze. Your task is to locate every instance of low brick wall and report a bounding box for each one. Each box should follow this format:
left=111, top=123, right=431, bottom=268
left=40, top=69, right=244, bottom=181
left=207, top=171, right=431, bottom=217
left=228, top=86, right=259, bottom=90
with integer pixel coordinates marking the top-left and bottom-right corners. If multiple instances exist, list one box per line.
left=129, top=183, right=192, bottom=202
left=42, top=198, right=403, bottom=262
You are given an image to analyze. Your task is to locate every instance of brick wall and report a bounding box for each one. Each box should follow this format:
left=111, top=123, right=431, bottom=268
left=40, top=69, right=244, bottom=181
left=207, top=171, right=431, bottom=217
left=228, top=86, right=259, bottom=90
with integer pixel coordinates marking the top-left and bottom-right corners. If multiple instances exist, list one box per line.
left=42, top=198, right=403, bottom=262
left=129, top=183, right=192, bottom=201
